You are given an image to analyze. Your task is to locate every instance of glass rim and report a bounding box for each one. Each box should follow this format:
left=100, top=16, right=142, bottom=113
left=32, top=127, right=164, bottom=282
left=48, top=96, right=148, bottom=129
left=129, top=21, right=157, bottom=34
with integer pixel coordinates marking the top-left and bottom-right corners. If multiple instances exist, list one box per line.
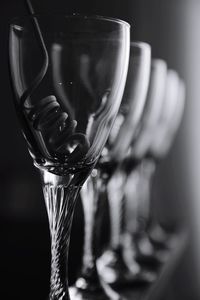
left=10, top=13, right=130, bottom=28
left=131, top=41, right=151, bottom=50
left=151, top=58, right=167, bottom=67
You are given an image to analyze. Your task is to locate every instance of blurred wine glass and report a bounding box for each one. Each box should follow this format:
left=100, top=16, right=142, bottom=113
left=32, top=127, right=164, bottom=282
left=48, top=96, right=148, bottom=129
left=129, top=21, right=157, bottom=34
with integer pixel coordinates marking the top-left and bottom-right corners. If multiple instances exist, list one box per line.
left=70, top=42, right=151, bottom=300
left=98, top=59, right=168, bottom=291
left=123, top=69, right=185, bottom=273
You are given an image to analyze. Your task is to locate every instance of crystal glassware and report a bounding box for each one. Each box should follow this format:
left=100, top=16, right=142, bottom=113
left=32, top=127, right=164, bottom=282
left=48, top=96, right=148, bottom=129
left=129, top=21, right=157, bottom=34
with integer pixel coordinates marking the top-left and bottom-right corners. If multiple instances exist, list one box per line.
left=70, top=42, right=151, bottom=299
left=98, top=59, right=168, bottom=290
left=144, top=72, right=186, bottom=255
left=124, top=69, right=185, bottom=271
left=9, top=13, right=130, bottom=300
left=70, top=42, right=151, bottom=300
left=122, top=60, right=168, bottom=270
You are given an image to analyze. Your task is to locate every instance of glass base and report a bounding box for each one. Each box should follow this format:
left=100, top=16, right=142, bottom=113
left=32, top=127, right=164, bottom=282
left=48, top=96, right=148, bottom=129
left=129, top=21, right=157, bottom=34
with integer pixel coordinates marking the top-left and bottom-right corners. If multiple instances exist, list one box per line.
left=149, top=226, right=177, bottom=250
left=135, top=235, right=170, bottom=268
left=98, top=248, right=156, bottom=290
left=69, top=280, right=125, bottom=300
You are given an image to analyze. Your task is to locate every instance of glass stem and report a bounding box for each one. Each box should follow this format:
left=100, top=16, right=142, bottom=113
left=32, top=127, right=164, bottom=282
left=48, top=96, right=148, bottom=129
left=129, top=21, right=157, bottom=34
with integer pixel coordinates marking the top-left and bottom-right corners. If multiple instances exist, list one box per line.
left=107, top=170, right=126, bottom=249
left=123, top=164, right=154, bottom=273
left=79, top=169, right=105, bottom=289
left=138, top=159, right=156, bottom=233
left=124, top=167, right=140, bottom=236
left=125, top=160, right=155, bottom=237
left=40, top=170, right=83, bottom=300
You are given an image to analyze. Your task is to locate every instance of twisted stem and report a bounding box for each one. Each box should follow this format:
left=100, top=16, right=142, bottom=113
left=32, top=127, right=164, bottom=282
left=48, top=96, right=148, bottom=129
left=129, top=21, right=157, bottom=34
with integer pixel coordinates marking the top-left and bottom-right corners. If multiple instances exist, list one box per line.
left=40, top=170, right=83, bottom=300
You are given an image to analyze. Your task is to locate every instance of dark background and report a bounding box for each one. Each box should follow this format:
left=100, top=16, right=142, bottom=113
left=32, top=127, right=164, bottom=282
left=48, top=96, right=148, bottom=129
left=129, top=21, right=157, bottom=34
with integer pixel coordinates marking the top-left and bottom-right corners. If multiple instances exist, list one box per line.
left=0, top=0, right=199, bottom=299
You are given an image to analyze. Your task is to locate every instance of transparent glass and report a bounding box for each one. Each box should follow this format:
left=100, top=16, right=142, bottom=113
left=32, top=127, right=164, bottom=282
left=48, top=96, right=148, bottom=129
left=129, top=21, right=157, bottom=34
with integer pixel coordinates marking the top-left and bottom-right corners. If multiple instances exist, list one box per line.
left=124, top=69, right=185, bottom=272
left=9, top=14, right=130, bottom=300
left=70, top=41, right=151, bottom=299
left=98, top=59, right=168, bottom=290
left=148, top=74, right=186, bottom=253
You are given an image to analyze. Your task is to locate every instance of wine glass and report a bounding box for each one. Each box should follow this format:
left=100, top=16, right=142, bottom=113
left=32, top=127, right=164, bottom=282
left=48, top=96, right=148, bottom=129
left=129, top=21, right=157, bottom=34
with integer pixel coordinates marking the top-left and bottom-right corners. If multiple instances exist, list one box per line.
left=9, top=13, right=130, bottom=300
left=145, top=73, right=186, bottom=254
left=124, top=69, right=185, bottom=271
left=70, top=42, right=151, bottom=300
left=98, top=59, right=168, bottom=290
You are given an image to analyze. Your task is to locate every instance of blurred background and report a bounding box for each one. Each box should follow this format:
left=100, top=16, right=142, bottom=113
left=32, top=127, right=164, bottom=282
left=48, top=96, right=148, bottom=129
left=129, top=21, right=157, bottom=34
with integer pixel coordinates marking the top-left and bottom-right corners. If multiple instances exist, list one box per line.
left=0, top=0, right=200, bottom=299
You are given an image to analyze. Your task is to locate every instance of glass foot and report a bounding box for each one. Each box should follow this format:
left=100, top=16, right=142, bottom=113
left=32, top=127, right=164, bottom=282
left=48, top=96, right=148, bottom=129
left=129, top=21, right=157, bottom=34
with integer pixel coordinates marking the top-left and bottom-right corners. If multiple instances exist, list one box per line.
left=98, top=247, right=156, bottom=290
left=69, top=273, right=125, bottom=300
left=69, top=281, right=124, bottom=300
left=135, top=235, right=170, bottom=268
left=149, top=226, right=177, bottom=250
